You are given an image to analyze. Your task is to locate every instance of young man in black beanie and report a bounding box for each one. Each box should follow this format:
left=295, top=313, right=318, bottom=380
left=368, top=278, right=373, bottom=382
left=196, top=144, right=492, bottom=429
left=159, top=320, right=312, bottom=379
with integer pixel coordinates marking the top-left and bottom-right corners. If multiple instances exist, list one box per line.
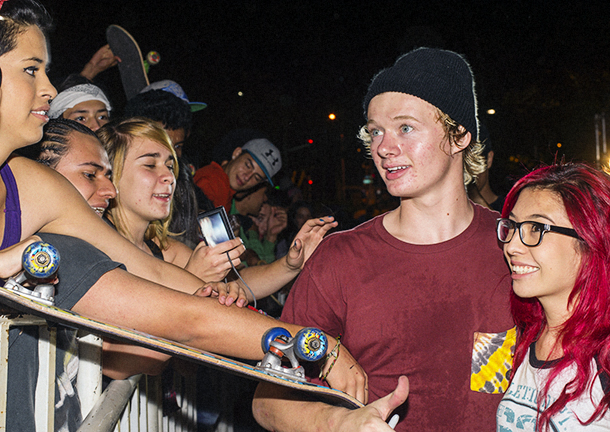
left=253, top=48, right=513, bottom=431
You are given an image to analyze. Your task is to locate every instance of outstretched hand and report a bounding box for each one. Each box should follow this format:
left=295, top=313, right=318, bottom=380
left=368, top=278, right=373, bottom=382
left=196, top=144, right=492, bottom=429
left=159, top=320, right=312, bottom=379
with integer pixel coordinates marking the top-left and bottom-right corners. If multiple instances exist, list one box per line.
left=186, top=238, right=245, bottom=283
left=193, top=280, right=248, bottom=307
left=265, top=207, right=288, bottom=242
left=80, top=44, right=119, bottom=80
left=286, top=216, right=338, bottom=271
left=334, top=376, right=409, bottom=432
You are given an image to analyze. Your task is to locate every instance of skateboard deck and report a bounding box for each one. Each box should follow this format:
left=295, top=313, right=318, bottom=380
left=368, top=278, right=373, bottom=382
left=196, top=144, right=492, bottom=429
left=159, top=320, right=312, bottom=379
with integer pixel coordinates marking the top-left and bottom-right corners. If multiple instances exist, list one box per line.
left=0, top=285, right=362, bottom=409
left=106, top=25, right=149, bottom=100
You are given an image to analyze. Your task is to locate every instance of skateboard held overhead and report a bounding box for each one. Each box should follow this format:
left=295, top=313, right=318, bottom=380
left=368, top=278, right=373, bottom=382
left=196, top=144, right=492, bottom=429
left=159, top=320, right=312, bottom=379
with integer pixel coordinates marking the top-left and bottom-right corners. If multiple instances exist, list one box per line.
left=0, top=242, right=363, bottom=410
left=106, top=25, right=151, bottom=100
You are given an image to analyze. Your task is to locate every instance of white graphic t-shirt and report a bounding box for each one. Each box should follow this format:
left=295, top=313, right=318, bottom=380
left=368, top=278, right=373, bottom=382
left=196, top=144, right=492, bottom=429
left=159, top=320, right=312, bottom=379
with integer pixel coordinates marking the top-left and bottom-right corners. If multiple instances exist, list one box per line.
left=497, top=344, right=610, bottom=431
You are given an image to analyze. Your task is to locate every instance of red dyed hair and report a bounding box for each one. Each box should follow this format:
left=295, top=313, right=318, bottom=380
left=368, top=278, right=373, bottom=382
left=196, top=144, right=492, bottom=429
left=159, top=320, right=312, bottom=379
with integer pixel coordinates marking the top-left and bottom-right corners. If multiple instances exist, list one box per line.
left=502, top=163, right=610, bottom=429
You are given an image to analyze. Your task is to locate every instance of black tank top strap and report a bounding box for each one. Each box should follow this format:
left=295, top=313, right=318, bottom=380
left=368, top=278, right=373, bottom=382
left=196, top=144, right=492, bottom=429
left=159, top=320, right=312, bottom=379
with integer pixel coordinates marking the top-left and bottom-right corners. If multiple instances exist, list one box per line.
left=144, top=238, right=164, bottom=260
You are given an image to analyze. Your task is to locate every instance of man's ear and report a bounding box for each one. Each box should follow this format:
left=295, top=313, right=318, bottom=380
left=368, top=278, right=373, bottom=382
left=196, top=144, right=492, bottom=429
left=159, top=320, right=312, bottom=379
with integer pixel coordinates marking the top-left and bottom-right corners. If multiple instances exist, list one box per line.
left=231, top=147, right=243, bottom=160
left=487, top=150, right=495, bottom=169
left=450, top=127, right=471, bottom=155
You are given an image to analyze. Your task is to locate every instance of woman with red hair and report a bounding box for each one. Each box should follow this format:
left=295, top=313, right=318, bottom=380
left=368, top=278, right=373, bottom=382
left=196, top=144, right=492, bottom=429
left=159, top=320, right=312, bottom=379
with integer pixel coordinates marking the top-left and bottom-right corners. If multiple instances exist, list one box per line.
left=496, top=163, right=610, bottom=431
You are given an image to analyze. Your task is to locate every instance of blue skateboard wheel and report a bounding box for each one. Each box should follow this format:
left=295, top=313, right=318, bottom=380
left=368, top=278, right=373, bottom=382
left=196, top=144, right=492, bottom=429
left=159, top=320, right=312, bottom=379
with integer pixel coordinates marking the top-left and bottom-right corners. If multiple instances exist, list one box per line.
left=22, top=242, right=60, bottom=279
left=294, top=328, right=328, bottom=362
left=261, top=327, right=291, bottom=353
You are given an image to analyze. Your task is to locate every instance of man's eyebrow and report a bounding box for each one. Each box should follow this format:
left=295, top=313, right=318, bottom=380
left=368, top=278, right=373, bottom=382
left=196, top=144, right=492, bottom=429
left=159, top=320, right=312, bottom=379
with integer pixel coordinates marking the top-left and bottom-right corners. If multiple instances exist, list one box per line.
left=77, top=162, right=104, bottom=170
left=69, top=109, right=109, bottom=115
left=366, top=115, right=418, bottom=127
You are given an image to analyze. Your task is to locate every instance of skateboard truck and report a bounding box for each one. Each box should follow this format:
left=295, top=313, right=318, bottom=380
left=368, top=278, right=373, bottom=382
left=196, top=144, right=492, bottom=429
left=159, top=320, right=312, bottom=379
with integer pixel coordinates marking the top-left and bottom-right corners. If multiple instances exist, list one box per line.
left=3, top=242, right=59, bottom=306
left=256, top=327, right=328, bottom=382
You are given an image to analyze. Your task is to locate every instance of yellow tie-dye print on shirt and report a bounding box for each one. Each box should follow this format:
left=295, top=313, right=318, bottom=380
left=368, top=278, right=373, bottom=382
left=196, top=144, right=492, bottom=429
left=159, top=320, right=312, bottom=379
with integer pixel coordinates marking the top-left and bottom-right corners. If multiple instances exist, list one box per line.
left=471, top=327, right=516, bottom=394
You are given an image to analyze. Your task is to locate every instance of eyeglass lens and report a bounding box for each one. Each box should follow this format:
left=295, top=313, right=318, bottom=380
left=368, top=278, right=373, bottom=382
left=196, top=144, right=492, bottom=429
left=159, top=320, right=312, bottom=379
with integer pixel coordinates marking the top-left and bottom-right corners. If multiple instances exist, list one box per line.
left=498, top=220, right=542, bottom=246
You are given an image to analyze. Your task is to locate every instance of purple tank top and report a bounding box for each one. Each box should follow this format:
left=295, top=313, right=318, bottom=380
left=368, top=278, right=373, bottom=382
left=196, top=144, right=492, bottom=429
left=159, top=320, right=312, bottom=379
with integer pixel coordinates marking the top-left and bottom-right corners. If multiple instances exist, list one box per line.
left=1, top=162, right=21, bottom=250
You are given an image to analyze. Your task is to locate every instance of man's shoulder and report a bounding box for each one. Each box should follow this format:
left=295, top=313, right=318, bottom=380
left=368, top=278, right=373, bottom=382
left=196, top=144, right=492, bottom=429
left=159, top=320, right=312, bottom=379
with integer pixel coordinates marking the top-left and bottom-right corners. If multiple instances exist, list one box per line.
left=193, top=162, right=226, bottom=182
left=475, top=202, right=501, bottom=221
left=473, top=203, right=502, bottom=233
left=300, top=215, right=386, bottom=267
left=319, top=215, right=383, bottom=247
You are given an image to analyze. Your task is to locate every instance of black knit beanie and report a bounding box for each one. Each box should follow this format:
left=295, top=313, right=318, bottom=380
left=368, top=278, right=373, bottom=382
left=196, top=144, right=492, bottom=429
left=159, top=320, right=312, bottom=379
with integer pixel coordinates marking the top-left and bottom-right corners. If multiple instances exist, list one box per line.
left=363, top=47, right=479, bottom=141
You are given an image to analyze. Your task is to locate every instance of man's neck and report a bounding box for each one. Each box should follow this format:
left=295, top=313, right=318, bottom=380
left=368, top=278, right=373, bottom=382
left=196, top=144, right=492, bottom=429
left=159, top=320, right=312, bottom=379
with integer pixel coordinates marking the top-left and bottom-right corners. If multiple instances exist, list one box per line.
left=383, top=188, right=474, bottom=245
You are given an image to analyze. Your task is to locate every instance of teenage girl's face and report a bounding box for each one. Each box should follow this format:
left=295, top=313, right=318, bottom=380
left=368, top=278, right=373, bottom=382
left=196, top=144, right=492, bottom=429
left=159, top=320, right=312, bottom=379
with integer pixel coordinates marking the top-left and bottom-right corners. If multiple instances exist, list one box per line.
left=0, top=26, right=56, bottom=149
left=503, top=188, right=582, bottom=314
left=54, top=132, right=116, bottom=217
left=117, top=137, right=175, bottom=225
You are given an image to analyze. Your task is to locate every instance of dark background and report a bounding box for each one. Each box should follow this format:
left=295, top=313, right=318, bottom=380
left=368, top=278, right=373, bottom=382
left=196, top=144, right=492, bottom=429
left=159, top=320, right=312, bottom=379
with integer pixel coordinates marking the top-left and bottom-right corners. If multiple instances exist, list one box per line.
left=44, top=0, right=610, bottom=207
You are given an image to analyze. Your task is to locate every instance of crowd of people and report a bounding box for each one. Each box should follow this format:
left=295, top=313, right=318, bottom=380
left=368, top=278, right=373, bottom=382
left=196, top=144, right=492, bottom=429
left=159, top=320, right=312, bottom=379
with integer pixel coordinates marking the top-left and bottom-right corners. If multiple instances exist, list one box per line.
left=0, top=1, right=609, bottom=431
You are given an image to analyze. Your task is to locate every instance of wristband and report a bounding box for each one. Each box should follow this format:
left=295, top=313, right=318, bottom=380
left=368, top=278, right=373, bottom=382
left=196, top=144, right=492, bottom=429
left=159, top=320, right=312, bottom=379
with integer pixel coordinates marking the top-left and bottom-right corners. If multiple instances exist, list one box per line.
left=319, top=335, right=341, bottom=381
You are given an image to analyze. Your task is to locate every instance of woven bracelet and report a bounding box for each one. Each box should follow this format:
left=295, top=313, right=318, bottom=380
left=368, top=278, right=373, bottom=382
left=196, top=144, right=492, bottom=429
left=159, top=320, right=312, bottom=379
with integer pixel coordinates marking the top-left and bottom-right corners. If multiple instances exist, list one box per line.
left=319, top=335, right=341, bottom=381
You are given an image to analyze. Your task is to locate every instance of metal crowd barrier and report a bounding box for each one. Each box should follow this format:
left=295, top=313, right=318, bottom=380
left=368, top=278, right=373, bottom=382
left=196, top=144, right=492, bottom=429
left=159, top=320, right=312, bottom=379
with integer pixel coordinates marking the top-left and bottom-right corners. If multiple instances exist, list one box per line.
left=0, top=315, right=196, bottom=432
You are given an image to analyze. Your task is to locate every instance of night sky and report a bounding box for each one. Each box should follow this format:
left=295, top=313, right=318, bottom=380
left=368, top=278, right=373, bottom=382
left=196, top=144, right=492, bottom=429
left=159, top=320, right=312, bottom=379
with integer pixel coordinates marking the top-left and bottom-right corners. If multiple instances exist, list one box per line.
left=44, top=0, right=610, bottom=202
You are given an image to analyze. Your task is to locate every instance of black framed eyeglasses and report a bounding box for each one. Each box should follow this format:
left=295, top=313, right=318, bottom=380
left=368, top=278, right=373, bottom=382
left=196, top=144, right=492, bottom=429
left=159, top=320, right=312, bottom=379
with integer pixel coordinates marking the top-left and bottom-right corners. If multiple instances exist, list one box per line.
left=496, top=218, right=580, bottom=247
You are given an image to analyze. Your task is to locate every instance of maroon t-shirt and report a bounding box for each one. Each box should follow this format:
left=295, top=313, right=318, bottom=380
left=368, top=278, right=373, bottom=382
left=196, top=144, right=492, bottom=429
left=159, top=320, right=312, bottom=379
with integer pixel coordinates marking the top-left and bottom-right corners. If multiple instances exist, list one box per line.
left=282, top=204, right=513, bottom=431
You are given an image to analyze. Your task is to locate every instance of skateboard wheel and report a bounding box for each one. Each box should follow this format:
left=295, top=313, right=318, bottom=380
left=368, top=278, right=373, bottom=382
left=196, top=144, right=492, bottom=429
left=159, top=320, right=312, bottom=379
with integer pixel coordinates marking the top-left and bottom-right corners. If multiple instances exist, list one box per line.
left=146, top=51, right=160, bottom=65
left=261, top=327, right=291, bottom=353
left=294, top=327, right=328, bottom=362
left=22, top=242, right=60, bottom=279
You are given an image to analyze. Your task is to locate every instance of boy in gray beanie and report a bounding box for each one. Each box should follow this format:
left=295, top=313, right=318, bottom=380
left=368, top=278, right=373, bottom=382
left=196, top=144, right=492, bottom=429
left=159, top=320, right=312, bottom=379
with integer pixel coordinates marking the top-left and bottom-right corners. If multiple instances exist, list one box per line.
left=254, top=47, right=512, bottom=432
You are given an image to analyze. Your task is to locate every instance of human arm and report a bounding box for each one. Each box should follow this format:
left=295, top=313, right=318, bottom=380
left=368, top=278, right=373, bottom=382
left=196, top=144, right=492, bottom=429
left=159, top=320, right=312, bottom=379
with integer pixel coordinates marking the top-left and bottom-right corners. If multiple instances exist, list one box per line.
left=171, top=237, right=245, bottom=283
left=160, top=237, right=248, bottom=305
left=13, top=157, right=204, bottom=294
left=79, top=44, right=119, bottom=81
left=71, top=267, right=365, bottom=393
left=0, top=235, right=41, bottom=279
left=252, top=376, right=409, bottom=432
left=264, top=206, right=287, bottom=244
left=102, top=340, right=171, bottom=380
left=236, top=216, right=337, bottom=300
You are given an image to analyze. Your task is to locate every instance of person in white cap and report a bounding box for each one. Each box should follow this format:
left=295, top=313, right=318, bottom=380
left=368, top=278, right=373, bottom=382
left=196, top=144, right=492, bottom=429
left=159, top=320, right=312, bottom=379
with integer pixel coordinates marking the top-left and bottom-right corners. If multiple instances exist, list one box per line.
left=193, top=138, right=282, bottom=213
left=48, top=83, right=112, bottom=131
